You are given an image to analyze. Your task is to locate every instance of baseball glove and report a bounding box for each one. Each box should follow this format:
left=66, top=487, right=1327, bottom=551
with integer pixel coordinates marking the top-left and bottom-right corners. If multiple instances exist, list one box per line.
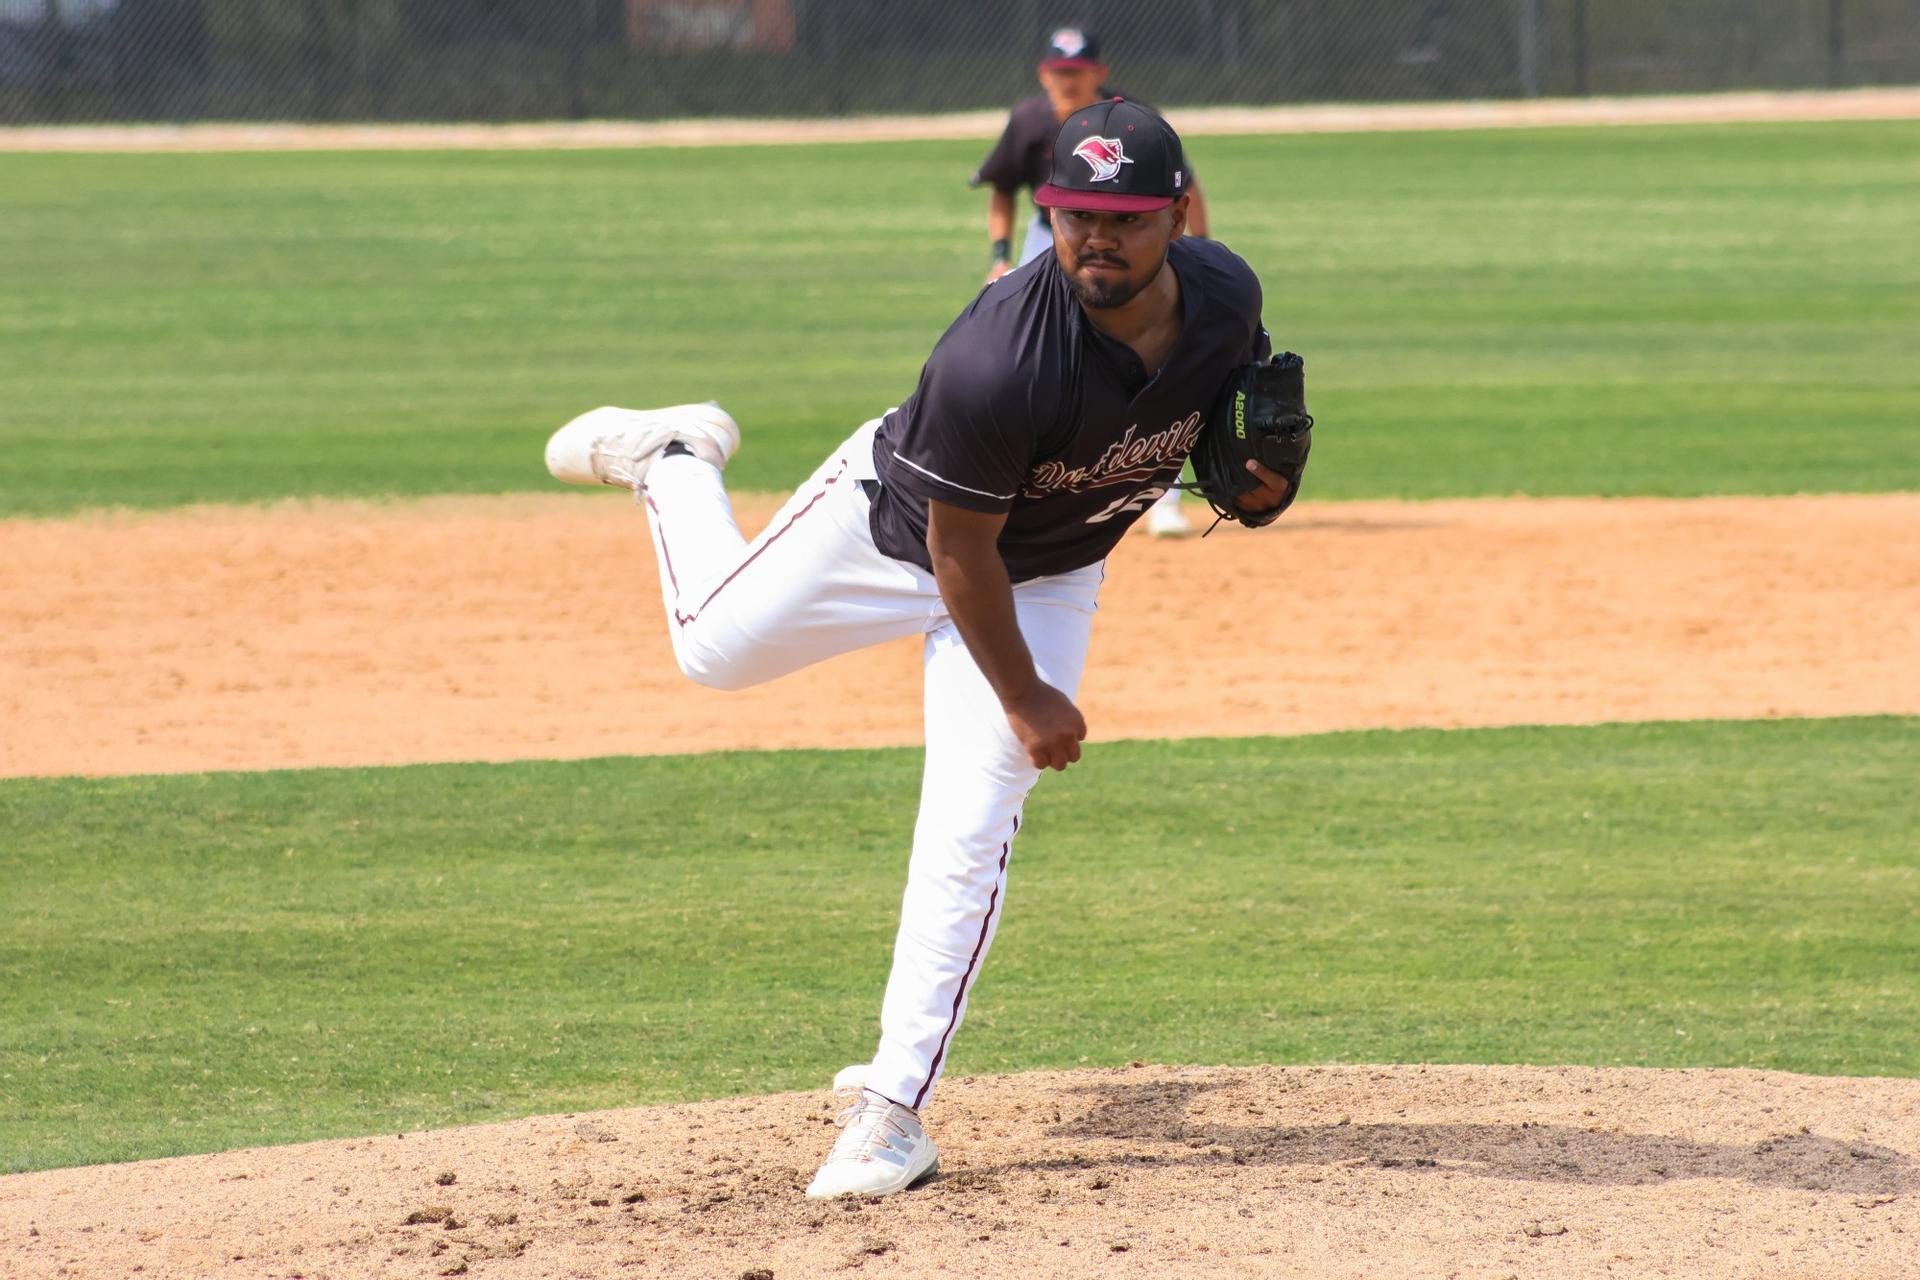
left=1188, top=351, right=1313, bottom=529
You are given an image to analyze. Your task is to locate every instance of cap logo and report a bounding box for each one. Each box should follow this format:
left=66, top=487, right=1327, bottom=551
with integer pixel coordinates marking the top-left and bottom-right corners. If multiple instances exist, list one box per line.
left=1072, top=136, right=1133, bottom=183
left=1050, top=27, right=1087, bottom=57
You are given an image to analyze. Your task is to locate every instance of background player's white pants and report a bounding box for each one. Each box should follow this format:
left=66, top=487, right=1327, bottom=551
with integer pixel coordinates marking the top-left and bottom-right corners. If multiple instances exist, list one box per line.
left=640, top=420, right=1102, bottom=1111
left=1018, top=211, right=1052, bottom=265
left=1148, top=482, right=1186, bottom=521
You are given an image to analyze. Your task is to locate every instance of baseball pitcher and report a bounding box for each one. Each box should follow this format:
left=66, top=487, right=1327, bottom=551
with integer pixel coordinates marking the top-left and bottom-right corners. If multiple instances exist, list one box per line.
left=545, top=99, right=1304, bottom=1199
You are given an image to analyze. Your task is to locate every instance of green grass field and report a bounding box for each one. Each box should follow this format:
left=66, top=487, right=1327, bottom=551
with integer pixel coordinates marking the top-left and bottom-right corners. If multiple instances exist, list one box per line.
left=3, top=718, right=1915, bottom=1173
left=2, top=120, right=1918, bottom=515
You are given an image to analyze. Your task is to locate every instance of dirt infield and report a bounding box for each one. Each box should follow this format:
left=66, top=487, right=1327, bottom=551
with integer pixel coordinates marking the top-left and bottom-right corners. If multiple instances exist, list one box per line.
left=2, top=491, right=1915, bottom=780
left=4, top=87, right=1918, bottom=152
left=4, top=1064, right=1915, bottom=1279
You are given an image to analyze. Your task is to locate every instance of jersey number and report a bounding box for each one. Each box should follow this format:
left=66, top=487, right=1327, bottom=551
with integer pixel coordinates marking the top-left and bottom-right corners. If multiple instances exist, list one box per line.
left=1084, top=486, right=1167, bottom=524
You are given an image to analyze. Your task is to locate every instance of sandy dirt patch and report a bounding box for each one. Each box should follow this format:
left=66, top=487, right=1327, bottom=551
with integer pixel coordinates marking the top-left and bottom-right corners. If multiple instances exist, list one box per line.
left=3, top=1063, right=1914, bottom=1279
left=4, top=88, right=1918, bottom=153
left=2, top=492, right=1915, bottom=780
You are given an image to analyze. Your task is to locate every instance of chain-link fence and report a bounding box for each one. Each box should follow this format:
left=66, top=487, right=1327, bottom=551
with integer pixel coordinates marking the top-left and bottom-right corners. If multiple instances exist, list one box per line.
left=3, top=0, right=1917, bottom=126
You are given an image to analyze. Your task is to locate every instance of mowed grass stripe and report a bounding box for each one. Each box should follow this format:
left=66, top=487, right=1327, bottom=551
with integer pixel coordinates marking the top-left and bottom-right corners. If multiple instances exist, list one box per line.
left=2, top=120, right=1917, bottom=515
left=2, top=716, right=1914, bottom=1173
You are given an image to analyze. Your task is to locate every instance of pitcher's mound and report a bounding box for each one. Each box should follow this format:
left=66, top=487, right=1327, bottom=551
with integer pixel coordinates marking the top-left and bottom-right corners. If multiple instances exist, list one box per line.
left=5, top=1063, right=1916, bottom=1278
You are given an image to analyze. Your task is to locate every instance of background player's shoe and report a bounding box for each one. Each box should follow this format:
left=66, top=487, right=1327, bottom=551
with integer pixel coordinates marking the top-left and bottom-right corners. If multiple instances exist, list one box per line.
left=1147, top=492, right=1193, bottom=537
left=544, top=402, right=739, bottom=491
left=804, top=1090, right=938, bottom=1198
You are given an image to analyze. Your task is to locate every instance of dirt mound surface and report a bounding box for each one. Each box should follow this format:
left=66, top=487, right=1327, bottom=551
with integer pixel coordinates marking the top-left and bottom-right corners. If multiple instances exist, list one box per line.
left=4, top=1063, right=1915, bottom=1278
left=3, top=492, right=1915, bottom=780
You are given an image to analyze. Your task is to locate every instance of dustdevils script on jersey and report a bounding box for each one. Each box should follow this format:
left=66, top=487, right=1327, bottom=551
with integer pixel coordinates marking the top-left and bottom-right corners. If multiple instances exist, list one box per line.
left=1022, top=411, right=1205, bottom=498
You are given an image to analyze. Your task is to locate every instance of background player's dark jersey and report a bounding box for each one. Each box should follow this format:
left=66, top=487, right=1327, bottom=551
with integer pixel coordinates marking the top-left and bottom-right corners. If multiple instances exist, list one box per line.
left=870, top=237, right=1268, bottom=582
left=971, top=89, right=1122, bottom=215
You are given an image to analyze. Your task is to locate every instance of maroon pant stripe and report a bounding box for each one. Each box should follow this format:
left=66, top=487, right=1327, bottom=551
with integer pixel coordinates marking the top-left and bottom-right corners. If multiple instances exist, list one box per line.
left=647, top=459, right=850, bottom=629
left=913, top=814, right=1019, bottom=1112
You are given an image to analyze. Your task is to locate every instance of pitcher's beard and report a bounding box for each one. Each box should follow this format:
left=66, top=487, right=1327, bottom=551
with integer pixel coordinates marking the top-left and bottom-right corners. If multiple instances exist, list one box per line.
left=1066, top=251, right=1165, bottom=310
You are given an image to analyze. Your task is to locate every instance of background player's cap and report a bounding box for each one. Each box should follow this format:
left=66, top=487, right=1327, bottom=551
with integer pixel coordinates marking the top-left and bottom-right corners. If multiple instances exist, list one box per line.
left=1039, top=26, right=1102, bottom=69
left=1033, top=98, right=1188, bottom=214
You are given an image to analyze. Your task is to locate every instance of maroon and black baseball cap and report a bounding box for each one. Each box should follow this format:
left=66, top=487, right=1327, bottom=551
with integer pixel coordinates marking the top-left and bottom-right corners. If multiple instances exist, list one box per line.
left=1040, top=26, right=1102, bottom=69
left=1033, top=97, right=1189, bottom=214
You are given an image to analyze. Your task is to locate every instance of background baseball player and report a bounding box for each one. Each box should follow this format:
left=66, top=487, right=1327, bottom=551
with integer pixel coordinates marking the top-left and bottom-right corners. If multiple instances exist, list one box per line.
left=973, top=25, right=1215, bottom=537
left=545, top=99, right=1289, bottom=1199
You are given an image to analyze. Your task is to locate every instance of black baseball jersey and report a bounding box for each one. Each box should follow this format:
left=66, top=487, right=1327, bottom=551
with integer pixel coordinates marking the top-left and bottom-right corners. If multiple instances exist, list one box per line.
left=869, top=237, right=1269, bottom=582
left=972, top=89, right=1123, bottom=214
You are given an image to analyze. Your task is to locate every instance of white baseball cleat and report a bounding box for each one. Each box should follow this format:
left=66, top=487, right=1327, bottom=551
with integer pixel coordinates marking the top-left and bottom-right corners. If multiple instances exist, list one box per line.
left=1147, top=493, right=1193, bottom=537
left=804, top=1087, right=939, bottom=1199
left=544, top=402, right=740, bottom=492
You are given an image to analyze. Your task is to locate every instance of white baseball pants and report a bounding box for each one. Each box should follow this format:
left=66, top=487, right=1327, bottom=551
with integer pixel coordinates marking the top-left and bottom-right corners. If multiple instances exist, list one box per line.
left=640, top=420, right=1103, bottom=1110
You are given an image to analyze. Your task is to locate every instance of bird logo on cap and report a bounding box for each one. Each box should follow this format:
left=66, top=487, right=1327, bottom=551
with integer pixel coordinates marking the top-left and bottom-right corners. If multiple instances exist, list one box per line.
left=1051, top=28, right=1087, bottom=57
left=1072, top=136, right=1133, bottom=183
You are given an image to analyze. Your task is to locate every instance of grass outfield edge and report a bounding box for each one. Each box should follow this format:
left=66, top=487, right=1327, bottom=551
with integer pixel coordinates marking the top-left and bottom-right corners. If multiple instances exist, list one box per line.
left=4, top=86, right=1919, bottom=153
left=4, top=710, right=1910, bottom=784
